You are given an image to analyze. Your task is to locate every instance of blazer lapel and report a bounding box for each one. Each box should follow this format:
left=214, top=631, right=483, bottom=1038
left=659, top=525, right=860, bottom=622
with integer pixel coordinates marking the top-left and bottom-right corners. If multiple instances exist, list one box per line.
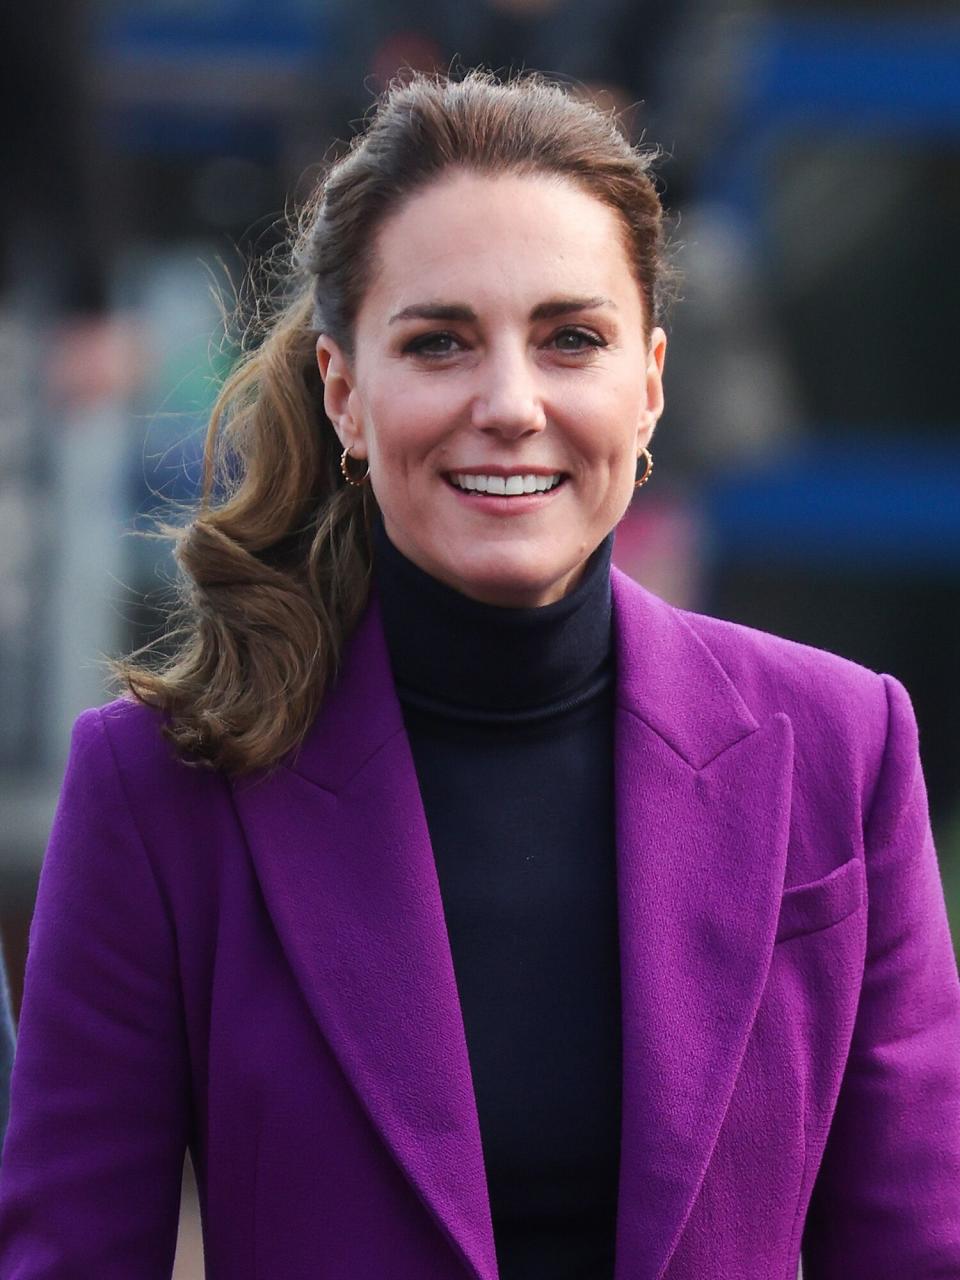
left=609, top=568, right=794, bottom=1280
left=230, top=585, right=499, bottom=1280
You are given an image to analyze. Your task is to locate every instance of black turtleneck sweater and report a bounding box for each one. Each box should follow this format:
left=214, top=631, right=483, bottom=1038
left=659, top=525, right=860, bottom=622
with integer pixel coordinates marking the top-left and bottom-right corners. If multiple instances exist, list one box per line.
left=372, top=514, right=622, bottom=1280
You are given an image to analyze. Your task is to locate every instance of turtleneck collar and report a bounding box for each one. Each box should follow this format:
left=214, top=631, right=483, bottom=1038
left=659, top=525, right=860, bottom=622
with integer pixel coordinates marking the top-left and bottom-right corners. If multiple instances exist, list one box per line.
left=371, top=510, right=615, bottom=722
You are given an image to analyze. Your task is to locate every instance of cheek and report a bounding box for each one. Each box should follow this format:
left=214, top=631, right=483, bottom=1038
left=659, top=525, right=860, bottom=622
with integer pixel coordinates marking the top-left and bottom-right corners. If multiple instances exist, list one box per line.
left=574, top=373, right=644, bottom=438
left=363, top=383, right=451, bottom=462
left=571, top=399, right=641, bottom=470
left=575, top=410, right=643, bottom=515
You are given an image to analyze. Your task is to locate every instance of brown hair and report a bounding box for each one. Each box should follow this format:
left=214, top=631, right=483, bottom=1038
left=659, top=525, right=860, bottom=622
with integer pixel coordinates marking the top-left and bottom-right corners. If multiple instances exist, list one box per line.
left=109, top=68, right=677, bottom=776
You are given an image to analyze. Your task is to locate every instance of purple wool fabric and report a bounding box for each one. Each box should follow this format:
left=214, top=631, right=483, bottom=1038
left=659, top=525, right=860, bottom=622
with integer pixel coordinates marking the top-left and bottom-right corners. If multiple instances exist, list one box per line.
left=1, top=567, right=958, bottom=1278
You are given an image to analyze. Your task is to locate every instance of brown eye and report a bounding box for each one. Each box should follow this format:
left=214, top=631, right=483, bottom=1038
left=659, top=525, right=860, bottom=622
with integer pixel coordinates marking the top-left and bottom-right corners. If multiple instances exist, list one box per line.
left=404, top=332, right=463, bottom=356
left=552, top=327, right=605, bottom=352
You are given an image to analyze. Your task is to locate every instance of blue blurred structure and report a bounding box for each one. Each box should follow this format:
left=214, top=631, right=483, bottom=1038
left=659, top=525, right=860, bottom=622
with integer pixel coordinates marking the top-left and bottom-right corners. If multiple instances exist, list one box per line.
left=708, top=436, right=960, bottom=571
left=697, top=15, right=960, bottom=569
left=96, top=0, right=332, bottom=156
left=702, top=16, right=960, bottom=222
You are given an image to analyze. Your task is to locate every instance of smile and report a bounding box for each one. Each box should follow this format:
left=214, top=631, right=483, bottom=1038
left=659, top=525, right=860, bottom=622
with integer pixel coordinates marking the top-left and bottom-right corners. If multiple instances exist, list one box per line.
left=446, top=472, right=566, bottom=495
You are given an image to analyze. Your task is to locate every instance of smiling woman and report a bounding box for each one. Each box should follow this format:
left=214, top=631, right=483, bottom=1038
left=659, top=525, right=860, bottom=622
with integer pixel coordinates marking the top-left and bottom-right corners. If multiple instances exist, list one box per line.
left=2, top=68, right=959, bottom=1280
left=102, top=67, right=677, bottom=771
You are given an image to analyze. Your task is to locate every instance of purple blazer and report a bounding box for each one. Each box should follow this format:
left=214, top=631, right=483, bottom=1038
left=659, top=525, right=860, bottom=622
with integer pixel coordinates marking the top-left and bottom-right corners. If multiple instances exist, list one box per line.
left=1, top=567, right=959, bottom=1278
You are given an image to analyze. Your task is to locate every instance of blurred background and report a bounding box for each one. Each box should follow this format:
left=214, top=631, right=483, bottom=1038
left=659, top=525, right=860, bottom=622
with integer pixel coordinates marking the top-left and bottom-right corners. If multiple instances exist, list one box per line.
left=1, top=0, right=958, bottom=1271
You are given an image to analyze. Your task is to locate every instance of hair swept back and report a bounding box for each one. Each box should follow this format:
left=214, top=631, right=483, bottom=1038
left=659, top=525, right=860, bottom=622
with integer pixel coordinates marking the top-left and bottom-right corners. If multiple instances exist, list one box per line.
left=108, top=67, right=678, bottom=777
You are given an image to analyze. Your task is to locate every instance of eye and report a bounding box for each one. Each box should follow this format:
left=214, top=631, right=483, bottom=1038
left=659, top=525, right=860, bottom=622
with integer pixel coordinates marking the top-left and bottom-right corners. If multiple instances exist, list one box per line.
left=403, top=331, right=464, bottom=358
left=551, top=327, right=606, bottom=353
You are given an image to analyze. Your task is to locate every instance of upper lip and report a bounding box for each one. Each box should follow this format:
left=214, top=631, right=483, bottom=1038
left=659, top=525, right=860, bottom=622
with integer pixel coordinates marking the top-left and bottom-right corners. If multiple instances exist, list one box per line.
left=444, top=465, right=566, bottom=476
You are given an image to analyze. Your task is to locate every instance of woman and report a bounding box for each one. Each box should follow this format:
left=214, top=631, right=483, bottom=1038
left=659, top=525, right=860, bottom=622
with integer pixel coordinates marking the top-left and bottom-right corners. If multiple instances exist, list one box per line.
left=1, top=70, right=958, bottom=1280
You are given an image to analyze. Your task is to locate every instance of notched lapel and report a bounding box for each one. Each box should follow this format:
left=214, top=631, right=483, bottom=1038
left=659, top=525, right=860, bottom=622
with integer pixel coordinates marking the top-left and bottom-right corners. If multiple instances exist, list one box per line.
left=610, top=570, right=794, bottom=1280
left=230, top=588, right=499, bottom=1280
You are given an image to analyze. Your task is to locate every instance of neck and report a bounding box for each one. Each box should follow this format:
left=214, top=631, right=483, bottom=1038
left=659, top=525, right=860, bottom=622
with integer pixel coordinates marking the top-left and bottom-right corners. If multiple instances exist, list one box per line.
left=371, top=510, right=615, bottom=719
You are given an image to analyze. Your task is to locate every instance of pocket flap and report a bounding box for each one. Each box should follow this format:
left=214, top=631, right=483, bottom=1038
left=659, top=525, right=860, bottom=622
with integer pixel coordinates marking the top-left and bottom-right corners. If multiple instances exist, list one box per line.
left=775, top=855, right=865, bottom=943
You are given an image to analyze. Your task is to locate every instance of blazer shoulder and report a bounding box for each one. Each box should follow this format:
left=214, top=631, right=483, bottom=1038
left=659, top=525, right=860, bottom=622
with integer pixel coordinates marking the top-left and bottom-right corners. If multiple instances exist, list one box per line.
left=59, top=699, right=238, bottom=914
left=672, top=606, right=910, bottom=837
left=675, top=604, right=890, bottom=751
left=74, top=695, right=227, bottom=804
left=93, top=691, right=170, bottom=738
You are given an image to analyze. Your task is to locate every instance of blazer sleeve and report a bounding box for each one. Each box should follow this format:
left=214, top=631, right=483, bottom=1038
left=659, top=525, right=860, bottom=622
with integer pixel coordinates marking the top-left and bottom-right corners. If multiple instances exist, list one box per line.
left=0, top=707, right=190, bottom=1278
left=801, top=673, right=960, bottom=1276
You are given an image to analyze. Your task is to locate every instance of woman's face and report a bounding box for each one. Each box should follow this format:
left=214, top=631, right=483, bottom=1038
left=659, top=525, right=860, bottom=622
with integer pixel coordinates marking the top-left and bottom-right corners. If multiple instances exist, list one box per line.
left=317, top=169, right=666, bottom=607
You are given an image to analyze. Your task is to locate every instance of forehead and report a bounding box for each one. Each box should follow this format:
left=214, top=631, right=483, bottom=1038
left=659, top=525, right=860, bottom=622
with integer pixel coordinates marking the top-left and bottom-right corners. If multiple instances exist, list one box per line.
left=357, top=170, right=642, bottom=321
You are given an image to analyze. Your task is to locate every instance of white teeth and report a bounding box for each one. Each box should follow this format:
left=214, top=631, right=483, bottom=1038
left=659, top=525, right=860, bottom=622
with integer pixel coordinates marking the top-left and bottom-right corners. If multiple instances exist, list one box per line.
left=449, top=472, right=563, bottom=495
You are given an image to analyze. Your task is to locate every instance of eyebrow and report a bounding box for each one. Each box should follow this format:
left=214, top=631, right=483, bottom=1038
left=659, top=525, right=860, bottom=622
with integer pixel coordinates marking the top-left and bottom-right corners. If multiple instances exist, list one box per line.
left=388, top=296, right=617, bottom=325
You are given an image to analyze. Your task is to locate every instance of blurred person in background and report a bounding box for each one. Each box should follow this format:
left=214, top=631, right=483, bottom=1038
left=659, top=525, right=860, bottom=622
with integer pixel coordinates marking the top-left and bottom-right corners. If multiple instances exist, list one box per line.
left=0, top=0, right=137, bottom=405
left=0, top=69, right=958, bottom=1280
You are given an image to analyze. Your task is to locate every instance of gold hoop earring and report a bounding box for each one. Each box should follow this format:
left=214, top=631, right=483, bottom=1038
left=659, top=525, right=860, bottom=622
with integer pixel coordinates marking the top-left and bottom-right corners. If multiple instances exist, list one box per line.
left=340, top=445, right=370, bottom=487
left=634, top=447, right=654, bottom=489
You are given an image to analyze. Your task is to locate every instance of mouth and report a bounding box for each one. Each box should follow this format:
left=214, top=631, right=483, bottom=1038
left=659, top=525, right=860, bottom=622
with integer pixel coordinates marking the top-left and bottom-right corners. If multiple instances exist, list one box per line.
left=444, top=470, right=568, bottom=497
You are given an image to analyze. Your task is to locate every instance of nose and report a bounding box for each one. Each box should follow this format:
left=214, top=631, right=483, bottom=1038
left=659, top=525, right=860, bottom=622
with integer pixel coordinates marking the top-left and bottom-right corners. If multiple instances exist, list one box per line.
left=470, top=343, right=547, bottom=438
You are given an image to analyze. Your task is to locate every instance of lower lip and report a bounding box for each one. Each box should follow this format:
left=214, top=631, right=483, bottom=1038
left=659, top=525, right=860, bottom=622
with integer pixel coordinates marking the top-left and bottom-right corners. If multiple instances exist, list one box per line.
left=444, top=476, right=568, bottom=514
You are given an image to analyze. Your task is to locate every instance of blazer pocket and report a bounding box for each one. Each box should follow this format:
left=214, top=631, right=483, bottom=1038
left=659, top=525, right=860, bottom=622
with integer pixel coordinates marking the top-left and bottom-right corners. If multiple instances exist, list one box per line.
left=775, top=855, right=865, bottom=943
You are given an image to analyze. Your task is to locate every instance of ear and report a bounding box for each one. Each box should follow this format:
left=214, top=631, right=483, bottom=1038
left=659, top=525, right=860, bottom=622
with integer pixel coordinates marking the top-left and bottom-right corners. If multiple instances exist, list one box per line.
left=316, top=334, right=367, bottom=458
left=640, top=325, right=667, bottom=448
